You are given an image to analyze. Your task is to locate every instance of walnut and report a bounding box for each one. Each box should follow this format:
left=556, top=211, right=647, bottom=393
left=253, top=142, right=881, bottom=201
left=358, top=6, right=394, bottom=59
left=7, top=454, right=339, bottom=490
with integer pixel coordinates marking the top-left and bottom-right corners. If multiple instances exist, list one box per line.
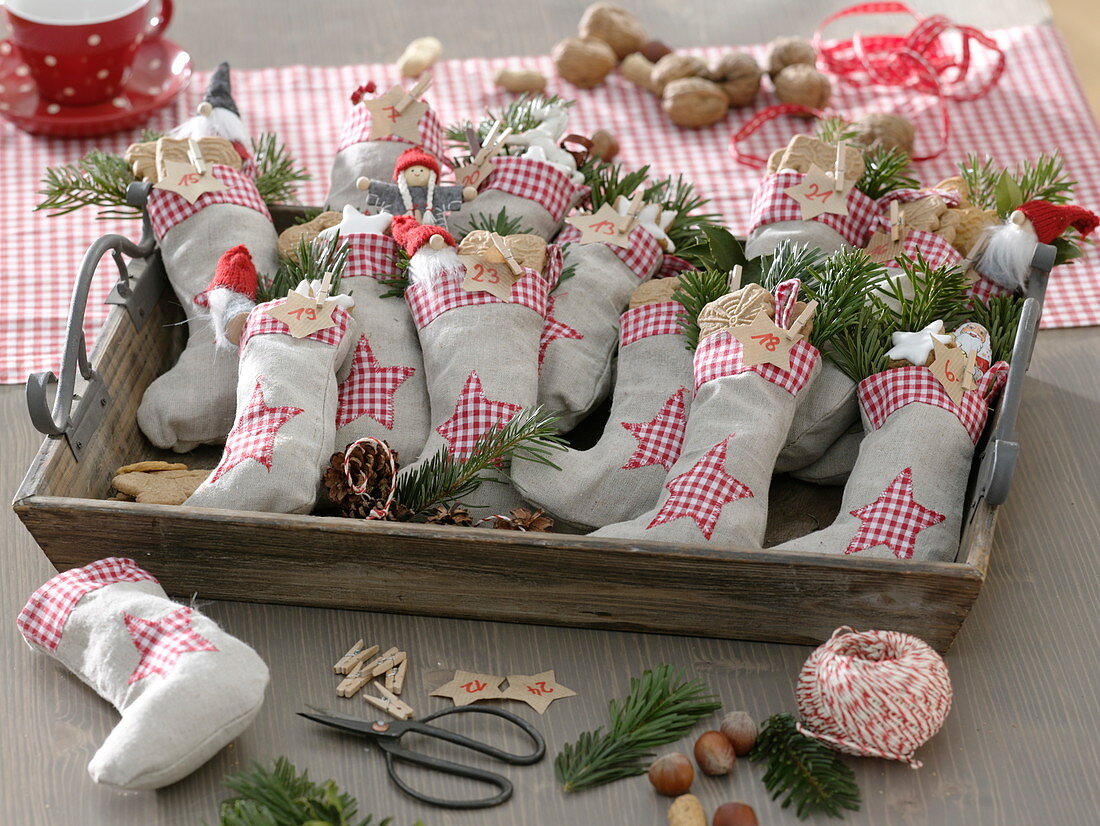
left=553, top=37, right=617, bottom=88
left=774, top=64, right=831, bottom=112
left=579, top=3, right=647, bottom=60
left=707, top=52, right=762, bottom=107
left=765, top=36, right=817, bottom=79
left=662, top=77, right=729, bottom=129
left=855, top=112, right=916, bottom=155
left=651, top=53, right=708, bottom=93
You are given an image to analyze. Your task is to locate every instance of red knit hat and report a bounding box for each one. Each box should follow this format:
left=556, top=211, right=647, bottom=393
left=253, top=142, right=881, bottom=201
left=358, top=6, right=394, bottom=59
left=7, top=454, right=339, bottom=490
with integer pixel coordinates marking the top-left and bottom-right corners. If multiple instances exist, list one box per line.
left=208, top=245, right=258, bottom=299
left=1016, top=200, right=1099, bottom=244
left=390, top=214, right=455, bottom=257
left=393, top=147, right=441, bottom=180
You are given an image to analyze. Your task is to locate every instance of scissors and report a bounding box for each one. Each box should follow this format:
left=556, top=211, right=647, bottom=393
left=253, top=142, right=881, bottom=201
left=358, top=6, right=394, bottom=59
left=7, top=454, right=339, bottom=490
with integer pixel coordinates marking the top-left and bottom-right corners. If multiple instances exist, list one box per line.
left=298, top=706, right=546, bottom=809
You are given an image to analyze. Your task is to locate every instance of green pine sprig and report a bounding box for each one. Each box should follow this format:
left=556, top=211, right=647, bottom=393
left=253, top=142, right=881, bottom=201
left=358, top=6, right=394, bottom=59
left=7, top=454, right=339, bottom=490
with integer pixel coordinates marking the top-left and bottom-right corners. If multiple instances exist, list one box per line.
left=855, top=145, right=919, bottom=200
left=456, top=207, right=534, bottom=239
left=445, top=93, right=573, bottom=161
left=877, top=253, right=971, bottom=333
left=967, top=294, right=1024, bottom=363
left=258, top=232, right=349, bottom=303
left=960, top=152, right=1076, bottom=215
left=554, top=242, right=578, bottom=292
left=645, top=174, right=724, bottom=268
left=377, top=249, right=411, bottom=299
left=826, top=304, right=893, bottom=384
left=671, top=267, right=731, bottom=350
left=251, top=132, right=311, bottom=205
left=396, top=407, right=567, bottom=517
left=801, top=247, right=886, bottom=350
left=749, top=713, right=861, bottom=820
left=555, top=664, right=721, bottom=793
left=583, top=161, right=653, bottom=211
left=756, top=239, right=826, bottom=292
left=816, top=116, right=859, bottom=146
left=214, top=757, right=402, bottom=826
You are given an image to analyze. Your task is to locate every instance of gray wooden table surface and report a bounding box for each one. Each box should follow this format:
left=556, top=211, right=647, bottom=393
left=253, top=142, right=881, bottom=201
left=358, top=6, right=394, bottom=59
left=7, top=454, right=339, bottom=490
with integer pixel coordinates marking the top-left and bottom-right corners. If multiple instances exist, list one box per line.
left=4, top=2, right=1100, bottom=824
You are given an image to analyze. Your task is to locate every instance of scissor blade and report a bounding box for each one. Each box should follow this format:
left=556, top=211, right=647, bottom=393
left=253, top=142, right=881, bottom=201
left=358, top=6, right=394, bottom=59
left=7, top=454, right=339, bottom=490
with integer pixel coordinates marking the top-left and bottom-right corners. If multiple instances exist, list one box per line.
left=298, top=709, right=397, bottom=738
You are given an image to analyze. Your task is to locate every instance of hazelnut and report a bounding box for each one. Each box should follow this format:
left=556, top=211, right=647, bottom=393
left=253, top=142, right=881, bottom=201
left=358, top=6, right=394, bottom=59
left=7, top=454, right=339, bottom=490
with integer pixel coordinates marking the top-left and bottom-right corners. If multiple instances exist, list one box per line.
left=591, top=129, right=619, bottom=161
left=718, top=711, right=758, bottom=756
left=693, top=730, right=736, bottom=776
left=712, top=802, right=759, bottom=826
left=620, top=52, right=660, bottom=94
left=641, top=39, right=674, bottom=63
left=855, top=112, right=916, bottom=156
left=708, top=52, right=762, bottom=107
left=553, top=37, right=617, bottom=88
left=774, top=64, right=831, bottom=112
left=662, top=77, right=729, bottom=129
left=652, top=53, right=708, bottom=92
left=648, top=753, right=694, bottom=796
left=494, top=67, right=547, bottom=94
left=580, top=3, right=647, bottom=60
left=765, top=35, right=817, bottom=79
left=669, top=794, right=707, bottom=826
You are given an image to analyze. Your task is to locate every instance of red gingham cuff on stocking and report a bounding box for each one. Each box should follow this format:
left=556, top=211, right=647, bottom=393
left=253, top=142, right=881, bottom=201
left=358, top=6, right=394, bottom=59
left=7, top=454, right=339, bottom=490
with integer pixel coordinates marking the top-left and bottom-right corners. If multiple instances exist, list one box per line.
left=968, top=274, right=1010, bottom=303
left=557, top=223, right=663, bottom=279
left=748, top=171, right=877, bottom=247
left=18, top=558, right=158, bottom=652
left=693, top=330, right=820, bottom=395
left=620, top=302, right=686, bottom=346
left=482, top=156, right=582, bottom=223
left=405, top=268, right=549, bottom=329
left=540, top=244, right=564, bottom=290
left=343, top=233, right=400, bottom=280
left=239, top=300, right=354, bottom=350
left=656, top=254, right=695, bottom=279
left=336, top=101, right=446, bottom=160
left=858, top=361, right=1010, bottom=444
left=871, top=220, right=962, bottom=271
left=146, top=165, right=271, bottom=240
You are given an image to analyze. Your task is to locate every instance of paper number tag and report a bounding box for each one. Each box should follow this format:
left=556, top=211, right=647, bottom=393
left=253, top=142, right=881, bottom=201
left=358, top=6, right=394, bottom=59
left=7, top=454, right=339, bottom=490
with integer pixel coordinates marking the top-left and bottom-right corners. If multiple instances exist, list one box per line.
left=563, top=202, right=633, bottom=248
left=928, top=337, right=971, bottom=404
left=784, top=164, right=849, bottom=220
left=153, top=159, right=227, bottom=204
left=265, top=289, right=339, bottom=338
left=459, top=255, right=518, bottom=301
left=728, top=312, right=797, bottom=370
left=453, top=157, right=495, bottom=190
left=363, top=84, right=428, bottom=143
left=430, top=671, right=505, bottom=707
left=863, top=228, right=908, bottom=264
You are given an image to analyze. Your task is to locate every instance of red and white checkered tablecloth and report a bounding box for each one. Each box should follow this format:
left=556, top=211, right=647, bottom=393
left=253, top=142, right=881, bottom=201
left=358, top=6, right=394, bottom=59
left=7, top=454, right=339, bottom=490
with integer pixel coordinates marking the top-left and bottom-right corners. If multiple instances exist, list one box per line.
left=2, top=24, right=1098, bottom=385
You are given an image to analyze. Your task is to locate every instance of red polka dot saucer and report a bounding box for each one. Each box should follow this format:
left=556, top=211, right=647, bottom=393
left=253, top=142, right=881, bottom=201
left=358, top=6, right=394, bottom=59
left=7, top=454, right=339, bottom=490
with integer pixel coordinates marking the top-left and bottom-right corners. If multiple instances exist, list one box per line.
left=0, top=37, right=190, bottom=137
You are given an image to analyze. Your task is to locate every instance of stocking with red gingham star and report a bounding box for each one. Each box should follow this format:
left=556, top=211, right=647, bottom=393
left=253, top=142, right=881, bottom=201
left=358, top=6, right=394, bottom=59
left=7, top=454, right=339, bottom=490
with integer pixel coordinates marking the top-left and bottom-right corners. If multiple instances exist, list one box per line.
left=594, top=280, right=821, bottom=545
left=512, top=300, right=693, bottom=530
left=536, top=225, right=666, bottom=432
left=779, top=362, right=1008, bottom=560
left=187, top=285, right=358, bottom=514
left=17, top=558, right=268, bottom=790
left=398, top=251, right=552, bottom=515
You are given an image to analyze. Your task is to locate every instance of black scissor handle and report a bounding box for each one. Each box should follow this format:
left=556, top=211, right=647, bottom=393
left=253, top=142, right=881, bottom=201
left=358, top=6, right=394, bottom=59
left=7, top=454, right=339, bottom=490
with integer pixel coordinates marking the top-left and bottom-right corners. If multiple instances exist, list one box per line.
left=383, top=743, right=514, bottom=809
left=409, top=706, right=546, bottom=765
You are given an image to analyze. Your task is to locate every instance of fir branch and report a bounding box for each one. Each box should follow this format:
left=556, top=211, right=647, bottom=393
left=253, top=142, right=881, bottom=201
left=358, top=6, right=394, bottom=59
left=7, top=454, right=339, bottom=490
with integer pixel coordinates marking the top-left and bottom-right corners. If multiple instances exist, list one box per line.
left=959, top=154, right=999, bottom=213
left=251, top=132, right=310, bottom=205
left=756, top=240, right=826, bottom=292
left=1016, top=152, right=1076, bottom=205
left=215, top=757, right=397, bottom=826
left=445, top=93, right=574, bottom=160
left=646, top=174, right=724, bottom=268
left=801, top=247, right=885, bottom=349
left=672, top=267, right=730, bottom=350
left=377, top=249, right=411, bottom=299
left=827, top=304, right=892, bottom=383
left=855, top=145, right=918, bottom=200
left=396, top=407, right=567, bottom=517
left=583, top=161, right=652, bottom=211
left=258, top=232, right=349, bottom=303
left=749, top=713, right=861, bottom=820
left=960, top=152, right=1076, bottom=215
left=36, top=149, right=140, bottom=219
left=554, top=242, right=578, bottom=292
left=968, top=294, right=1024, bottom=363
left=816, top=116, right=859, bottom=145
left=457, top=207, right=534, bottom=239
left=875, top=253, right=971, bottom=333
left=555, top=664, right=721, bottom=793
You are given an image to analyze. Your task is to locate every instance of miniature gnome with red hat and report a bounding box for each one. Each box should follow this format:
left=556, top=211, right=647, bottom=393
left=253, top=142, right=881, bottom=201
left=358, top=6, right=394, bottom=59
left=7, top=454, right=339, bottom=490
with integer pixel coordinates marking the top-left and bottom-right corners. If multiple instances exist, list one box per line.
left=394, top=214, right=552, bottom=514
left=204, top=244, right=258, bottom=349
left=18, top=558, right=268, bottom=790
left=129, top=63, right=279, bottom=453
left=973, top=200, right=1099, bottom=292
left=356, top=147, right=474, bottom=229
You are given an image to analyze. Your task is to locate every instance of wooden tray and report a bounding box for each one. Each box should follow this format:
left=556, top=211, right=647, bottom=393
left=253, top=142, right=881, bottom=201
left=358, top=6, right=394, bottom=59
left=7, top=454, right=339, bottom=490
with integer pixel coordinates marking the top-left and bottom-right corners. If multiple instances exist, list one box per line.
left=12, top=200, right=1050, bottom=653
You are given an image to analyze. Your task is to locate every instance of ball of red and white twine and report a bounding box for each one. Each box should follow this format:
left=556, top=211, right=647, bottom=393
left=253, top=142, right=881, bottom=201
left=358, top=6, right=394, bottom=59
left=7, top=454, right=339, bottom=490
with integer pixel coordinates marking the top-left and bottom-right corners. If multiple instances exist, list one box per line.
left=795, top=626, right=952, bottom=768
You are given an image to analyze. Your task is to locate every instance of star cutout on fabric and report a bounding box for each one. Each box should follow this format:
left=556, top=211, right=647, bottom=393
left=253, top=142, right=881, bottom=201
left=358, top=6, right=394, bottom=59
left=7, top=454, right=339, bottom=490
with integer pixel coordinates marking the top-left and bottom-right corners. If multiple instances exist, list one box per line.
left=538, top=296, right=583, bottom=367
left=845, top=467, right=946, bottom=559
left=430, top=670, right=506, bottom=706
left=436, top=371, right=522, bottom=459
left=318, top=204, right=394, bottom=241
left=124, top=606, right=218, bottom=684
left=361, top=84, right=428, bottom=143
left=210, top=379, right=304, bottom=483
left=621, top=388, right=689, bottom=471
left=337, top=336, right=416, bottom=429
left=501, top=670, right=577, bottom=714
left=647, top=437, right=754, bottom=540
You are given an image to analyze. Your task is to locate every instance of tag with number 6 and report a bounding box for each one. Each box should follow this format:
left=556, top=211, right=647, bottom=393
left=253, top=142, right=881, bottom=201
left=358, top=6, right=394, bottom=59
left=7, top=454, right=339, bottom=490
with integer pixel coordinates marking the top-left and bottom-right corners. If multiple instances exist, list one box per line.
left=458, top=254, right=518, bottom=301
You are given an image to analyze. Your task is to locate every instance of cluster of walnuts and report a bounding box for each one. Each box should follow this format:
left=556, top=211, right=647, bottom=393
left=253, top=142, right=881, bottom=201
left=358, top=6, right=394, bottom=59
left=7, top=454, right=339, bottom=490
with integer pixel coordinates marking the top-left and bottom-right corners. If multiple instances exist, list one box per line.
left=552, top=4, right=832, bottom=129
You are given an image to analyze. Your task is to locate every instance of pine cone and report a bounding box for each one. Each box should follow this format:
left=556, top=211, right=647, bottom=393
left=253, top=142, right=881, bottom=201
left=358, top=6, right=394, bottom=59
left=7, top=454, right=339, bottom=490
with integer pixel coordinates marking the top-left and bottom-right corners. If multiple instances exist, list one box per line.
left=323, top=440, right=399, bottom=519
left=425, top=504, right=475, bottom=527
left=492, top=507, right=554, bottom=532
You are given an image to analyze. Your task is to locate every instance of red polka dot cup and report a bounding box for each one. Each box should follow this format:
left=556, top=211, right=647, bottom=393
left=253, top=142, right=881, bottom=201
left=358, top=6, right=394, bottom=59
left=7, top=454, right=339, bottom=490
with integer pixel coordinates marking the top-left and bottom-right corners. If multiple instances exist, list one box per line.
left=2, top=0, right=173, bottom=105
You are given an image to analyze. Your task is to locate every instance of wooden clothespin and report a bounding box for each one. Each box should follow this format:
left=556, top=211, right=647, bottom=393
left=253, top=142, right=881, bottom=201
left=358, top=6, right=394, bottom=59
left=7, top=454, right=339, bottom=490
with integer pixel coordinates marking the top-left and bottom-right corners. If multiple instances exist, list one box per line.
left=471, top=123, right=514, bottom=168
left=334, top=640, right=379, bottom=675
left=187, top=138, right=207, bottom=175
left=313, top=270, right=335, bottom=309
left=386, top=658, right=408, bottom=695
left=890, top=200, right=902, bottom=242
left=617, top=190, right=644, bottom=235
left=336, top=663, right=374, bottom=699
left=396, top=74, right=432, bottom=115
left=727, top=264, right=743, bottom=294
left=961, top=349, right=978, bottom=392
left=491, top=233, right=523, bottom=276
left=364, top=683, right=414, bottom=720
left=370, top=649, right=407, bottom=678
left=785, top=299, right=818, bottom=340
left=833, top=139, right=846, bottom=191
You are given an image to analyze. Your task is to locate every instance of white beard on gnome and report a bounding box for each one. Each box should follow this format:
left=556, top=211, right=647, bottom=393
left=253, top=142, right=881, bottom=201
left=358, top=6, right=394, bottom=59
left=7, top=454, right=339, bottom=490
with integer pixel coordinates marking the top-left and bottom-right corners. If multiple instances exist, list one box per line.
left=394, top=218, right=464, bottom=287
